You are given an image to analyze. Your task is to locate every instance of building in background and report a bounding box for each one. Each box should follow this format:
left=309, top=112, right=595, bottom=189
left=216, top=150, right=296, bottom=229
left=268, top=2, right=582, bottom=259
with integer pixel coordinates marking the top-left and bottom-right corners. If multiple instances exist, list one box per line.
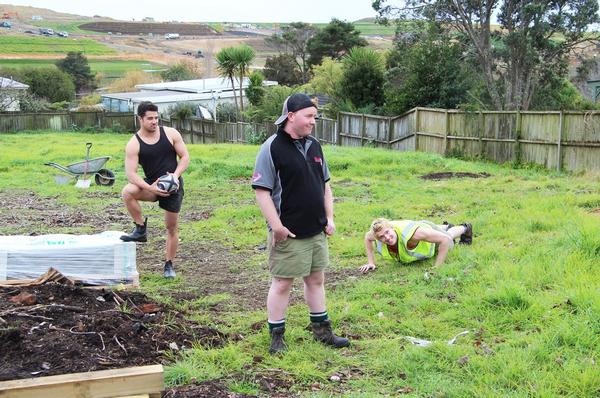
left=101, top=77, right=277, bottom=119
left=0, top=77, right=29, bottom=111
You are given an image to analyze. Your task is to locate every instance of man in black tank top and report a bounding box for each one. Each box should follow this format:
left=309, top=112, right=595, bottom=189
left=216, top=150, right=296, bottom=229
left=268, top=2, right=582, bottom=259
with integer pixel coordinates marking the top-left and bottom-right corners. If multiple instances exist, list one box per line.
left=120, top=101, right=190, bottom=279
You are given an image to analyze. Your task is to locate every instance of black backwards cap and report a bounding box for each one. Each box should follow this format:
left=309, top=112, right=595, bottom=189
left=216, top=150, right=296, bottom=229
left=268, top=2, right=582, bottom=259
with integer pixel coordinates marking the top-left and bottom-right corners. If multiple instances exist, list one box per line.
left=274, top=93, right=318, bottom=125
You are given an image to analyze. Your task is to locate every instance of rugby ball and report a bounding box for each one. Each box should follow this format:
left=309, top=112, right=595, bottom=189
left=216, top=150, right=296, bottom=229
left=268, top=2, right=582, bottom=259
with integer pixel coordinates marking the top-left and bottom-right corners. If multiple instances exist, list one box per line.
left=157, top=174, right=178, bottom=193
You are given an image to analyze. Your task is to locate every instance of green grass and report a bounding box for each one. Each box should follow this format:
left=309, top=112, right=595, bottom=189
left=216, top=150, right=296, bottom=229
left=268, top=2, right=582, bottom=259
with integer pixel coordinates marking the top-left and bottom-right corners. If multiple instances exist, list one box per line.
left=0, top=59, right=164, bottom=85
left=0, top=35, right=115, bottom=55
left=2, top=132, right=600, bottom=396
left=27, top=20, right=103, bottom=35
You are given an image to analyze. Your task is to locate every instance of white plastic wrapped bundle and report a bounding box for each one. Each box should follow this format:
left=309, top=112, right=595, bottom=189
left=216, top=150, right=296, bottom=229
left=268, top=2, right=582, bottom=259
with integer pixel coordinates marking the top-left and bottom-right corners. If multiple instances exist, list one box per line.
left=0, top=231, right=137, bottom=286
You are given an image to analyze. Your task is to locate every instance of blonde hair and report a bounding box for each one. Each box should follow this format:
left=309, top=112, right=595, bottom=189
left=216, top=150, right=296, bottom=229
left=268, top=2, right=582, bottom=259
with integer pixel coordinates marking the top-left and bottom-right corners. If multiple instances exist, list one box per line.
left=370, top=218, right=393, bottom=236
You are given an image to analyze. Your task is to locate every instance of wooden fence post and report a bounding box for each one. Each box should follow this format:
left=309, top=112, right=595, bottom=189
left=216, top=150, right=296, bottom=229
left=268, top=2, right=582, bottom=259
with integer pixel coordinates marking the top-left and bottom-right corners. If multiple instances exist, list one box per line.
left=414, top=108, right=420, bottom=151
left=336, top=112, right=341, bottom=145
left=361, top=114, right=366, bottom=146
left=557, top=111, right=564, bottom=171
left=479, top=112, right=485, bottom=158
left=387, top=117, right=393, bottom=149
left=515, top=111, right=522, bottom=164
left=444, top=110, right=449, bottom=156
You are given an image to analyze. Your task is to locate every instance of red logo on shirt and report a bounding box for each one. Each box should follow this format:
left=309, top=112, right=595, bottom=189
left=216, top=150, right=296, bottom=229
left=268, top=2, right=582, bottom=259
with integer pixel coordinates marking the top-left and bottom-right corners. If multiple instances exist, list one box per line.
left=252, top=171, right=262, bottom=182
left=314, top=156, right=322, bottom=165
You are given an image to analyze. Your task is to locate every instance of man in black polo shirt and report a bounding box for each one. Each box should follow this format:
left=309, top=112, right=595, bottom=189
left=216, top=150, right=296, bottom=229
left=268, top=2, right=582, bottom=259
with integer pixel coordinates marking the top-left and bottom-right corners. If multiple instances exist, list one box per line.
left=252, top=93, right=350, bottom=354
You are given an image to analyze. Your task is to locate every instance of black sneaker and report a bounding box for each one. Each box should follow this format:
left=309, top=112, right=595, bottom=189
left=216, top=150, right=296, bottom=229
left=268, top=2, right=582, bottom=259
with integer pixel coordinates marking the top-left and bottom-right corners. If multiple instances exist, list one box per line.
left=459, top=223, right=472, bottom=245
left=120, top=217, right=147, bottom=242
left=163, top=260, right=176, bottom=279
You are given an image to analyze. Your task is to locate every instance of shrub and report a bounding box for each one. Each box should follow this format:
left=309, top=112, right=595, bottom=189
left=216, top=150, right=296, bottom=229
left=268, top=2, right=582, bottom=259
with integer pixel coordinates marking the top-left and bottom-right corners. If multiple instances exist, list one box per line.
left=161, top=61, right=201, bottom=82
left=80, top=94, right=101, bottom=106
left=245, top=126, right=268, bottom=145
left=216, top=102, right=238, bottom=123
left=167, top=102, right=195, bottom=120
left=107, top=71, right=160, bottom=93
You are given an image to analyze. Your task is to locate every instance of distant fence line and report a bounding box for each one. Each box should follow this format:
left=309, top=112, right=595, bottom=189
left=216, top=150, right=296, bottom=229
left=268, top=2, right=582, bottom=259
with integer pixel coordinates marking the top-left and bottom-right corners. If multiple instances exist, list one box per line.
left=0, top=111, right=136, bottom=132
left=2, top=108, right=600, bottom=172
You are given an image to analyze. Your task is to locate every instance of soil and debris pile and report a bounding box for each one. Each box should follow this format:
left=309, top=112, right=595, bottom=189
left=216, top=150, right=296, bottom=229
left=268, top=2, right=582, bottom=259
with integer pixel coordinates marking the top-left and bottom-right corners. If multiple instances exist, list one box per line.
left=0, top=283, right=227, bottom=381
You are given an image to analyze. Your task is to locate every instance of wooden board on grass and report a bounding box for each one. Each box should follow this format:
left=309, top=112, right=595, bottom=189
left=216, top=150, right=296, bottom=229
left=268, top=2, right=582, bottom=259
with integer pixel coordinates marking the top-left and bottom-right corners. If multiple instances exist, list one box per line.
left=0, top=365, right=163, bottom=398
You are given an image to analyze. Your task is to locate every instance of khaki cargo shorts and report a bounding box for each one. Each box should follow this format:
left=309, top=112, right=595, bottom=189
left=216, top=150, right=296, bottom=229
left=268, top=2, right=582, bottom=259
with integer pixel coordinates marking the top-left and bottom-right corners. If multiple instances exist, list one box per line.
left=267, top=232, right=329, bottom=278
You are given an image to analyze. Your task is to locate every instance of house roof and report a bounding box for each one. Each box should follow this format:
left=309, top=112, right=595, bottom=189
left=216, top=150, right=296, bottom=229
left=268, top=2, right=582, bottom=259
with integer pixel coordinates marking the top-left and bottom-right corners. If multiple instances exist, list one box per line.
left=101, top=89, right=238, bottom=103
left=0, top=77, right=28, bottom=90
left=135, top=77, right=277, bottom=93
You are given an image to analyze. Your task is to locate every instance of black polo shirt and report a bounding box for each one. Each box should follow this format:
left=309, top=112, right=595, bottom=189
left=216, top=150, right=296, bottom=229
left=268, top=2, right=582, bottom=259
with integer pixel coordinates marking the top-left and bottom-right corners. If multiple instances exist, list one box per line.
left=252, top=127, right=330, bottom=239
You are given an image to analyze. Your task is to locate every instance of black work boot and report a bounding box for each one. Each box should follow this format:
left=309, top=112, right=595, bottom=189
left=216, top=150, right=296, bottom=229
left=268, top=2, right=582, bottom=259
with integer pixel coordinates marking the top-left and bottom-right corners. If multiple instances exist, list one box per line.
left=120, top=217, right=147, bottom=242
left=163, top=260, right=176, bottom=279
left=311, top=320, right=350, bottom=348
left=269, top=326, right=287, bottom=354
left=459, top=223, right=473, bottom=245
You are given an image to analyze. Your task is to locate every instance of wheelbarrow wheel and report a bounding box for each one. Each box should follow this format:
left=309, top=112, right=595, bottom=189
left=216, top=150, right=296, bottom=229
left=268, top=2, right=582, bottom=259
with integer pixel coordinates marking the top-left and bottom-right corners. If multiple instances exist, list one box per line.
left=95, top=169, right=115, bottom=186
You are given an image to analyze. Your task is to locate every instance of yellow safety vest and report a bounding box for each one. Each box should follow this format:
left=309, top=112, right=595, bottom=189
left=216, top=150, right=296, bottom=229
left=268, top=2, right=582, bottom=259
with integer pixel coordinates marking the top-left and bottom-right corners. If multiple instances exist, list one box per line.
left=378, top=220, right=437, bottom=263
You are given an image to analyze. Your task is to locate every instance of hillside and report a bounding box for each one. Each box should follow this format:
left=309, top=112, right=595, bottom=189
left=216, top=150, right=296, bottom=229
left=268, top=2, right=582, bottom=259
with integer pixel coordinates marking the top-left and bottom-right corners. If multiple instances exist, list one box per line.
left=0, top=3, right=96, bottom=21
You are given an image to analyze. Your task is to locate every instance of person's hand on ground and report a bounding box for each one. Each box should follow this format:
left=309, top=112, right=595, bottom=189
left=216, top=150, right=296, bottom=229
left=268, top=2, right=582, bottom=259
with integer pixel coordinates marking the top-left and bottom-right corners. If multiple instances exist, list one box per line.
left=359, top=263, right=376, bottom=273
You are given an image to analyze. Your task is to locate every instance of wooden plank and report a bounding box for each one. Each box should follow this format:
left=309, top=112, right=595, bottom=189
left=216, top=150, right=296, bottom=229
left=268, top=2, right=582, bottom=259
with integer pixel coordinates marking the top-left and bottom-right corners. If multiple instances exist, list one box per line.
left=117, top=395, right=149, bottom=398
left=0, top=365, right=163, bottom=398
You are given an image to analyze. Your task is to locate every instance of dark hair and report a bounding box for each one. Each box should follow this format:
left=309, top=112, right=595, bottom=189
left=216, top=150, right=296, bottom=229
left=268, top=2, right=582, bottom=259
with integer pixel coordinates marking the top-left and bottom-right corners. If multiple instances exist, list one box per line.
left=137, top=101, right=158, bottom=117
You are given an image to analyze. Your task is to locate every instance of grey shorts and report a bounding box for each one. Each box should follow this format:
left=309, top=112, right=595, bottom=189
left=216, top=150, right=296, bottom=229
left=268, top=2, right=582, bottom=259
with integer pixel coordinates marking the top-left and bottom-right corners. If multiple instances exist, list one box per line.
left=267, top=232, right=329, bottom=278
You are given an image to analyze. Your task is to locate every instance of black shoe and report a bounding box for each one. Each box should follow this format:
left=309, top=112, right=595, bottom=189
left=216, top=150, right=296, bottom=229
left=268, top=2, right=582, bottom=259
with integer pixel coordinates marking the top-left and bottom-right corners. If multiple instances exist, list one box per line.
left=459, top=223, right=472, bottom=245
left=269, top=326, right=287, bottom=354
left=120, top=217, right=147, bottom=242
left=311, top=320, right=350, bottom=348
left=163, top=260, right=176, bottom=279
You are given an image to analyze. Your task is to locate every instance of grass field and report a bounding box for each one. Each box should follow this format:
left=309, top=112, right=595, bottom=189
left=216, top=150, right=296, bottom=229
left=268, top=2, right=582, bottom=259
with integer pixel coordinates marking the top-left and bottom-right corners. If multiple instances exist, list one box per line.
left=1, top=132, right=600, bottom=396
left=27, top=20, right=103, bottom=35
left=0, top=35, right=115, bottom=55
left=0, top=59, right=164, bottom=85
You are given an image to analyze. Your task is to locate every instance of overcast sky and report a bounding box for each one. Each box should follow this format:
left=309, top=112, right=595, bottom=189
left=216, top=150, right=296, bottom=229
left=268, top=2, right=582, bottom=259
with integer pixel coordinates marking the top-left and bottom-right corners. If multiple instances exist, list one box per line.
left=4, top=0, right=404, bottom=23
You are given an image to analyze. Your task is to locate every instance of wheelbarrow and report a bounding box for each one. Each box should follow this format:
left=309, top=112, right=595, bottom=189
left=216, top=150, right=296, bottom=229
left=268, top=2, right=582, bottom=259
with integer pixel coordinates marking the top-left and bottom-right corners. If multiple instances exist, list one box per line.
left=45, top=142, right=115, bottom=187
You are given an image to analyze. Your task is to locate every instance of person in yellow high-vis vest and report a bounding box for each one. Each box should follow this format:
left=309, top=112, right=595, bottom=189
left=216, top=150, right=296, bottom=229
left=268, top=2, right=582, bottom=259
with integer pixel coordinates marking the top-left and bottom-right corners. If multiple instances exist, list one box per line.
left=359, top=218, right=472, bottom=273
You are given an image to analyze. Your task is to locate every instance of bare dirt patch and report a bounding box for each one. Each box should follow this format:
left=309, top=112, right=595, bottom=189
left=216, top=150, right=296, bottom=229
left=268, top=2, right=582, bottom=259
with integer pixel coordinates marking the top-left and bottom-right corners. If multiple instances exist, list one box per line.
left=420, top=172, right=491, bottom=180
left=0, top=283, right=226, bottom=381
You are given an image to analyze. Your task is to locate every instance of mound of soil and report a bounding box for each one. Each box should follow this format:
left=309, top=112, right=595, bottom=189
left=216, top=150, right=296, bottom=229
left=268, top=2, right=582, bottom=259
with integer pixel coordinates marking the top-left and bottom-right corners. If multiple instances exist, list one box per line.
left=420, top=172, right=491, bottom=180
left=0, top=283, right=226, bottom=382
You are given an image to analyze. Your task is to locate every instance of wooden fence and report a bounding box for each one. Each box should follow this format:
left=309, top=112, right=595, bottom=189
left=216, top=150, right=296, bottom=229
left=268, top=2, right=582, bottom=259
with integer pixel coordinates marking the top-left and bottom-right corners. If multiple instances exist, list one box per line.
left=2, top=108, right=600, bottom=171
left=338, top=108, right=600, bottom=172
left=0, top=111, right=136, bottom=132
left=162, top=116, right=338, bottom=145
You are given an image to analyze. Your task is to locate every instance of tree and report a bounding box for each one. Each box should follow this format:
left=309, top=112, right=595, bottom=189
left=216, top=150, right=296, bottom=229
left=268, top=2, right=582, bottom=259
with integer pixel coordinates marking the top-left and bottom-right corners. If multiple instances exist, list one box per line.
left=56, top=52, right=95, bottom=93
left=306, top=57, right=344, bottom=117
left=265, top=22, right=318, bottom=83
left=231, top=45, right=255, bottom=113
left=307, top=57, right=343, bottom=98
left=246, top=71, right=266, bottom=106
left=160, top=62, right=198, bottom=82
left=215, top=47, right=239, bottom=114
left=307, top=19, right=368, bottom=67
left=263, top=54, right=304, bottom=86
left=340, top=47, right=385, bottom=109
left=245, top=85, right=296, bottom=123
left=19, top=67, right=75, bottom=103
left=373, top=0, right=600, bottom=110
left=384, top=22, right=475, bottom=114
